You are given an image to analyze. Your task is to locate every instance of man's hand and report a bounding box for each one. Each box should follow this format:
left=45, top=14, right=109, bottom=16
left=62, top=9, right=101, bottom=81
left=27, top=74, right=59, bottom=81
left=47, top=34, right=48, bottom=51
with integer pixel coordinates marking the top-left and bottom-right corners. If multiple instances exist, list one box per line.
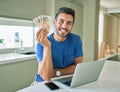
left=36, top=28, right=51, bottom=47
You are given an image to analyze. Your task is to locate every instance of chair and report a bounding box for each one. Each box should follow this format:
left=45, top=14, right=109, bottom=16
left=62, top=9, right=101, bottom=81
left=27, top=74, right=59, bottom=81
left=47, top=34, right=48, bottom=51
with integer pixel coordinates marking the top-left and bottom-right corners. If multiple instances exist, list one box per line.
left=103, top=42, right=110, bottom=58
left=116, top=45, right=120, bottom=53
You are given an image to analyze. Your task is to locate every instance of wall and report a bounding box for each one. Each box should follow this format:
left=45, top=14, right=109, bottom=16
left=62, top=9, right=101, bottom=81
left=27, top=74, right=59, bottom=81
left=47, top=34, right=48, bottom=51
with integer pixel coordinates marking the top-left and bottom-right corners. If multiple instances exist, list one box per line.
left=0, top=0, right=45, bottom=19
left=119, top=19, right=120, bottom=44
left=79, top=0, right=100, bottom=61
left=103, top=14, right=120, bottom=52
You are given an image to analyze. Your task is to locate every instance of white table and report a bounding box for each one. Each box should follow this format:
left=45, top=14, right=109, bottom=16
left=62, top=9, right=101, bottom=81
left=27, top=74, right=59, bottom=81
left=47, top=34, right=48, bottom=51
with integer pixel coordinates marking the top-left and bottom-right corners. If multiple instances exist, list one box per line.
left=16, top=80, right=120, bottom=92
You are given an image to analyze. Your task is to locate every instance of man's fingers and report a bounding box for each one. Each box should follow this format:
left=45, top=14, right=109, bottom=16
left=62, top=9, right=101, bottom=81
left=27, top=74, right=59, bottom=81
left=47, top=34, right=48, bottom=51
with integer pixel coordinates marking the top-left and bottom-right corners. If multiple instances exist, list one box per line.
left=36, top=28, right=44, bottom=41
left=40, top=31, right=45, bottom=41
left=36, top=28, right=47, bottom=42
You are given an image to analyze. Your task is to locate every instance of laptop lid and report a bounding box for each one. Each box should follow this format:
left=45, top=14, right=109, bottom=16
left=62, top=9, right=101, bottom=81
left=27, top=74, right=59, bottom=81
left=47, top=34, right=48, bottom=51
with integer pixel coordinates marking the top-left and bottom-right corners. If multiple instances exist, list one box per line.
left=70, top=59, right=105, bottom=88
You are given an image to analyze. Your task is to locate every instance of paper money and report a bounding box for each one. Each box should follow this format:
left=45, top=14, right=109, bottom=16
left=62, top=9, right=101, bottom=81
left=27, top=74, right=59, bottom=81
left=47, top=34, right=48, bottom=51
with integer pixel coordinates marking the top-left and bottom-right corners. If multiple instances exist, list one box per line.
left=33, top=15, right=51, bottom=31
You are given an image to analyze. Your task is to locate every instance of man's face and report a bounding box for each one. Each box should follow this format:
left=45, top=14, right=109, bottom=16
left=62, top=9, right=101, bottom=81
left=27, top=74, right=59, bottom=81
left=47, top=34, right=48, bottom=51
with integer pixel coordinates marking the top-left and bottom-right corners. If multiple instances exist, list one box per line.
left=54, top=13, right=74, bottom=38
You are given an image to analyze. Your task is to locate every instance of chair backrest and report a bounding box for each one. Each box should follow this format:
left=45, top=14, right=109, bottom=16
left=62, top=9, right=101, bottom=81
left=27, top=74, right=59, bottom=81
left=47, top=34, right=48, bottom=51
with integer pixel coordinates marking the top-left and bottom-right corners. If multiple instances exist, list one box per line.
left=103, top=42, right=110, bottom=57
left=116, top=45, right=120, bottom=53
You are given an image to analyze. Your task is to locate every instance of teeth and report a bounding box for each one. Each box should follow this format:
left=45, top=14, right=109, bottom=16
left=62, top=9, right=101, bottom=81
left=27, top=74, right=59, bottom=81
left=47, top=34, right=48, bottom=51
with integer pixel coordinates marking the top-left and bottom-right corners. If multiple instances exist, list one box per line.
left=61, top=30, right=66, bottom=33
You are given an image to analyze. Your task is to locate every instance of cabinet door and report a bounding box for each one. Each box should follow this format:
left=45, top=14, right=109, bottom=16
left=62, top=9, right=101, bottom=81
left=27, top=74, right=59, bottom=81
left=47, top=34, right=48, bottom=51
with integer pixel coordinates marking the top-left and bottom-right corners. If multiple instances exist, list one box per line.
left=0, top=59, right=37, bottom=92
left=0, top=62, right=24, bottom=92
left=23, top=59, right=38, bottom=86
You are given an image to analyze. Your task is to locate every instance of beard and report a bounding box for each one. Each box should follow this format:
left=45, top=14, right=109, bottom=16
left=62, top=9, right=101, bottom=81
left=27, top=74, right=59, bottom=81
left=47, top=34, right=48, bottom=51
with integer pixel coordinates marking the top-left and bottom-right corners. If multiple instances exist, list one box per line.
left=54, top=27, right=71, bottom=38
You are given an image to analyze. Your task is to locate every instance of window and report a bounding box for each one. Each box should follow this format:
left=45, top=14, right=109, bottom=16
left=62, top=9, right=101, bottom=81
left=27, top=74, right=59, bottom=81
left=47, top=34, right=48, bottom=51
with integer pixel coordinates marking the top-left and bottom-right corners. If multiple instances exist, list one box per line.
left=0, top=17, right=34, bottom=53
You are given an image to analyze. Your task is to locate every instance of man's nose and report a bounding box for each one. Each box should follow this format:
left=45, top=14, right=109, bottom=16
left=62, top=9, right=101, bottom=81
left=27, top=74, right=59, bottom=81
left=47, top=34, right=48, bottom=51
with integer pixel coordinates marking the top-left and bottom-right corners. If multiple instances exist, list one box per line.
left=62, top=22, right=67, bottom=28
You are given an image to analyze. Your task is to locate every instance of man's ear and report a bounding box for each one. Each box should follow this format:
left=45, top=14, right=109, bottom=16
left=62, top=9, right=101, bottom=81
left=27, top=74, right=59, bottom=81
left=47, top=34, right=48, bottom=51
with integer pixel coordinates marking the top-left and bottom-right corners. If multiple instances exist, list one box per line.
left=53, top=20, right=56, bottom=24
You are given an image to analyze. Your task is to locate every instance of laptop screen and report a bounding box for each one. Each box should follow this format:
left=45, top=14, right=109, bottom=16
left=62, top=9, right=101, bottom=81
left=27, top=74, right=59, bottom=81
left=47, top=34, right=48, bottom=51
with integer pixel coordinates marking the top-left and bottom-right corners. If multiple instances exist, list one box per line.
left=55, top=59, right=105, bottom=88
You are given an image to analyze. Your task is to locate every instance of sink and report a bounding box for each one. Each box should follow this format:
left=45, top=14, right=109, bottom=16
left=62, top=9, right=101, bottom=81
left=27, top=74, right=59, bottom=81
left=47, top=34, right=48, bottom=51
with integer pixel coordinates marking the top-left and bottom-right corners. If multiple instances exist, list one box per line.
left=20, top=51, right=36, bottom=55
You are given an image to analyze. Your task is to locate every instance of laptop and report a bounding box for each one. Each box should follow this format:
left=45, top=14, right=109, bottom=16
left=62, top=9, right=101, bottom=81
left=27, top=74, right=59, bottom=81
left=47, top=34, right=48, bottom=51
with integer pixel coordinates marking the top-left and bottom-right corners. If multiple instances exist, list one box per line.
left=54, top=59, right=105, bottom=88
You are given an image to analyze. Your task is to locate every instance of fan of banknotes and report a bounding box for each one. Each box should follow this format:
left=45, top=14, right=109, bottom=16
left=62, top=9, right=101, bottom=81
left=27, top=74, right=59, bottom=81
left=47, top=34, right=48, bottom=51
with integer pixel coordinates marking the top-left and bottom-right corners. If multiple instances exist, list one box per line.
left=33, top=15, right=51, bottom=31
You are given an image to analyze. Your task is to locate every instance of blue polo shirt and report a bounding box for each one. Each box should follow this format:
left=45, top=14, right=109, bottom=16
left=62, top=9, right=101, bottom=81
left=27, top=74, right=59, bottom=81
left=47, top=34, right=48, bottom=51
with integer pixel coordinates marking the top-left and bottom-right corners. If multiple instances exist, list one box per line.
left=35, top=33, right=83, bottom=82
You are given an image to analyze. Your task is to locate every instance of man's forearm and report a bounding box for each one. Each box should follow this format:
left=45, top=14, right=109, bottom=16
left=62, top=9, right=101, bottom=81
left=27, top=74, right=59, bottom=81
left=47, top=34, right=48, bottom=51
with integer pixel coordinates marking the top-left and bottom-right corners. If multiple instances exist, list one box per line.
left=52, top=56, right=83, bottom=77
left=38, top=46, right=53, bottom=81
left=53, top=64, right=76, bottom=77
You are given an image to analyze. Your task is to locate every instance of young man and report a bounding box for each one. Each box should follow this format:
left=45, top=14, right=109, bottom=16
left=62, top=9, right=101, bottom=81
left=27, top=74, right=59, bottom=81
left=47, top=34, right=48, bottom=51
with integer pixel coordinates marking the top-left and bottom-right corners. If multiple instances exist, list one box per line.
left=35, top=7, right=83, bottom=82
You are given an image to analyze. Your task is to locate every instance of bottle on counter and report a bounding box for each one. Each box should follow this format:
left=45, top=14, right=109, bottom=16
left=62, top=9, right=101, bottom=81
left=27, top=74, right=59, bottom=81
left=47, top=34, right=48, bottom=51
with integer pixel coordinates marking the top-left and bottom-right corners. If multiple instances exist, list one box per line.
left=14, top=32, right=20, bottom=42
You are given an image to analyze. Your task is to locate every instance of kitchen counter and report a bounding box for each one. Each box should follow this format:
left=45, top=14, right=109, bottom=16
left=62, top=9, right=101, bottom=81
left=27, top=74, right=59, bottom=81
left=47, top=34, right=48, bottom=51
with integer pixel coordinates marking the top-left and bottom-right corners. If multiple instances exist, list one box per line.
left=0, top=53, right=36, bottom=65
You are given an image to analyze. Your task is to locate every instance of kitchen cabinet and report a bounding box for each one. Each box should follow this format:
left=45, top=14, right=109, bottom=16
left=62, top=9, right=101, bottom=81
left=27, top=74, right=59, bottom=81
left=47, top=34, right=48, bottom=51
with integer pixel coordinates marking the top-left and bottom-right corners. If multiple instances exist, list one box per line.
left=0, top=58, right=37, bottom=92
left=23, top=59, right=38, bottom=87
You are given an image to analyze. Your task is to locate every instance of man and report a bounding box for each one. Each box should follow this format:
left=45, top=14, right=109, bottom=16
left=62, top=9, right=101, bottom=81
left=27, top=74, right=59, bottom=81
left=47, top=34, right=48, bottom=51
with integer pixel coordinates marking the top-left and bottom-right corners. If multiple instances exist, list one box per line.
left=35, top=7, right=83, bottom=82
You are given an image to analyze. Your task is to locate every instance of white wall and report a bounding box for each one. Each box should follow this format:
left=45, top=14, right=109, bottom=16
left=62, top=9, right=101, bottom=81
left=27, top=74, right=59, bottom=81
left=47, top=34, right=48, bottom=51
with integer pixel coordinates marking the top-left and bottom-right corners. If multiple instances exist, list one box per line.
left=0, top=0, right=45, bottom=19
left=103, top=14, right=120, bottom=52
left=80, top=0, right=100, bottom=61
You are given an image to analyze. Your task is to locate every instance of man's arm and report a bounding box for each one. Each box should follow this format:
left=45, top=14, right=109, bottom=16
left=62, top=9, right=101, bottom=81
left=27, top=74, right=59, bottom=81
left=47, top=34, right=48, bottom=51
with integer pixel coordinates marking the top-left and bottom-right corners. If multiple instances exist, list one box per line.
left=52, top=56, right=83, bottom=77
left=37, top=29, right=53, bottom=81
left=38, top=46, right=53, bottom=81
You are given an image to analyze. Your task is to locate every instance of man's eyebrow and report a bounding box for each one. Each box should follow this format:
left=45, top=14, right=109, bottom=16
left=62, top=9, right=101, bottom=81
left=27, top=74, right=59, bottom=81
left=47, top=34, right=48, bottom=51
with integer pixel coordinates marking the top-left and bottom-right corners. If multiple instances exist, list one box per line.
left=59, top=19, right=72, bottom=22
left=59, top=19, right=64, bottom=21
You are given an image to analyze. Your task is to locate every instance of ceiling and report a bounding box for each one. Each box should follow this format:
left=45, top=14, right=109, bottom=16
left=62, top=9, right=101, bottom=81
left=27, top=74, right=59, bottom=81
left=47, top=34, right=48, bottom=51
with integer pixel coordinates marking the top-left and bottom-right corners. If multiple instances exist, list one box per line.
left=100, top=0, right=120, bottom=17
left=100, top=0, right=120, bottom=8
left=65, top=0, right=120, bottom=13
left=65, top=0, right=120, bottom=17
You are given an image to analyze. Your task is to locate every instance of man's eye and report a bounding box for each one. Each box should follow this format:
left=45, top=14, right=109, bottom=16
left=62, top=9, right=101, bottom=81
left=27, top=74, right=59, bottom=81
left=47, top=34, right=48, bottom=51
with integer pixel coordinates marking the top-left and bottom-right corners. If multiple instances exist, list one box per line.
left=67, top=22, right=73, bottom=25
left=59, top=20, right=64, bottom=23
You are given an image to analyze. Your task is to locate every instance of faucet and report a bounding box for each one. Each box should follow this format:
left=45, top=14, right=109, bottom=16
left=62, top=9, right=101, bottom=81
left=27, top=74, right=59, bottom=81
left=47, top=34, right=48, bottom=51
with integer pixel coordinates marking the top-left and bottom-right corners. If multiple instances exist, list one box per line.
left=20, top=39, right=24, bottom=51
left=15, top=39, right=24, bottom=53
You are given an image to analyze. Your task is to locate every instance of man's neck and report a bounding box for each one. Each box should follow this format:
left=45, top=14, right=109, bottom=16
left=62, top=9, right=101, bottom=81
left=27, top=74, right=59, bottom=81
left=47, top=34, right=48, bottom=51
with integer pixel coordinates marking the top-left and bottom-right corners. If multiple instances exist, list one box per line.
left=53, top=33, right=66, bottom=42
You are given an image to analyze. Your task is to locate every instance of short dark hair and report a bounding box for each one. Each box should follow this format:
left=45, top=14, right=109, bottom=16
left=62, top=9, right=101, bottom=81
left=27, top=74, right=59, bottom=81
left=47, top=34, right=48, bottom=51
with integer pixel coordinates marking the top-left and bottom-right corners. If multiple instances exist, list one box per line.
left=55, top=7, right=75, bottom=23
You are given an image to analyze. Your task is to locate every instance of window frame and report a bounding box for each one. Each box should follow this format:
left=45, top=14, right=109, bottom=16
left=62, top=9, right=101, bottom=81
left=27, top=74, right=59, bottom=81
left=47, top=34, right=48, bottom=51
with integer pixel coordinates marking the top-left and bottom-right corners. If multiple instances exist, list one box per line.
left=0, top=17, right=35, bottom=54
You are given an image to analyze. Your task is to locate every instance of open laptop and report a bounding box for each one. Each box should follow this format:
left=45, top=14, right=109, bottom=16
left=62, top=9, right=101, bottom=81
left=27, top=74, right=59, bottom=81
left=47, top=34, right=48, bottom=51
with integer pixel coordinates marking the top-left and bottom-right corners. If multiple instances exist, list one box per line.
left=54, top=59, right=105, bottom=88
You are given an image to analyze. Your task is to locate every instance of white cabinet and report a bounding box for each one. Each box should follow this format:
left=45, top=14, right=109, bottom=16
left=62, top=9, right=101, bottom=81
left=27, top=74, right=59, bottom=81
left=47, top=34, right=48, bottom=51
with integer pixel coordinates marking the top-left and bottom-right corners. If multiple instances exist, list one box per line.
left=23, top=59, right=38, bottom=86
left=0, top=62, right=24, bottom=92
left=0, top=59, right=37, bottom=92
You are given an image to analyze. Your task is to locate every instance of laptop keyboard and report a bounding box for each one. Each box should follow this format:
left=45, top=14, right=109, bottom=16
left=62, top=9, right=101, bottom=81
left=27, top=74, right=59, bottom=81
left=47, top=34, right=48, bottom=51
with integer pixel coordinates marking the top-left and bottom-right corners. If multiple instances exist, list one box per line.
left=62, top=80, right=72, bottom=86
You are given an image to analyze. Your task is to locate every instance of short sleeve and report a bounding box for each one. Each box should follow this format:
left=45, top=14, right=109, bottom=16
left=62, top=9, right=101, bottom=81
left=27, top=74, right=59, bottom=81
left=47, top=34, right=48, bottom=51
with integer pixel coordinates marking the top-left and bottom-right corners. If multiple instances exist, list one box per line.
left=75, top=36, right=83, bottom=58
left=36, top=42, right=43, bottom=62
